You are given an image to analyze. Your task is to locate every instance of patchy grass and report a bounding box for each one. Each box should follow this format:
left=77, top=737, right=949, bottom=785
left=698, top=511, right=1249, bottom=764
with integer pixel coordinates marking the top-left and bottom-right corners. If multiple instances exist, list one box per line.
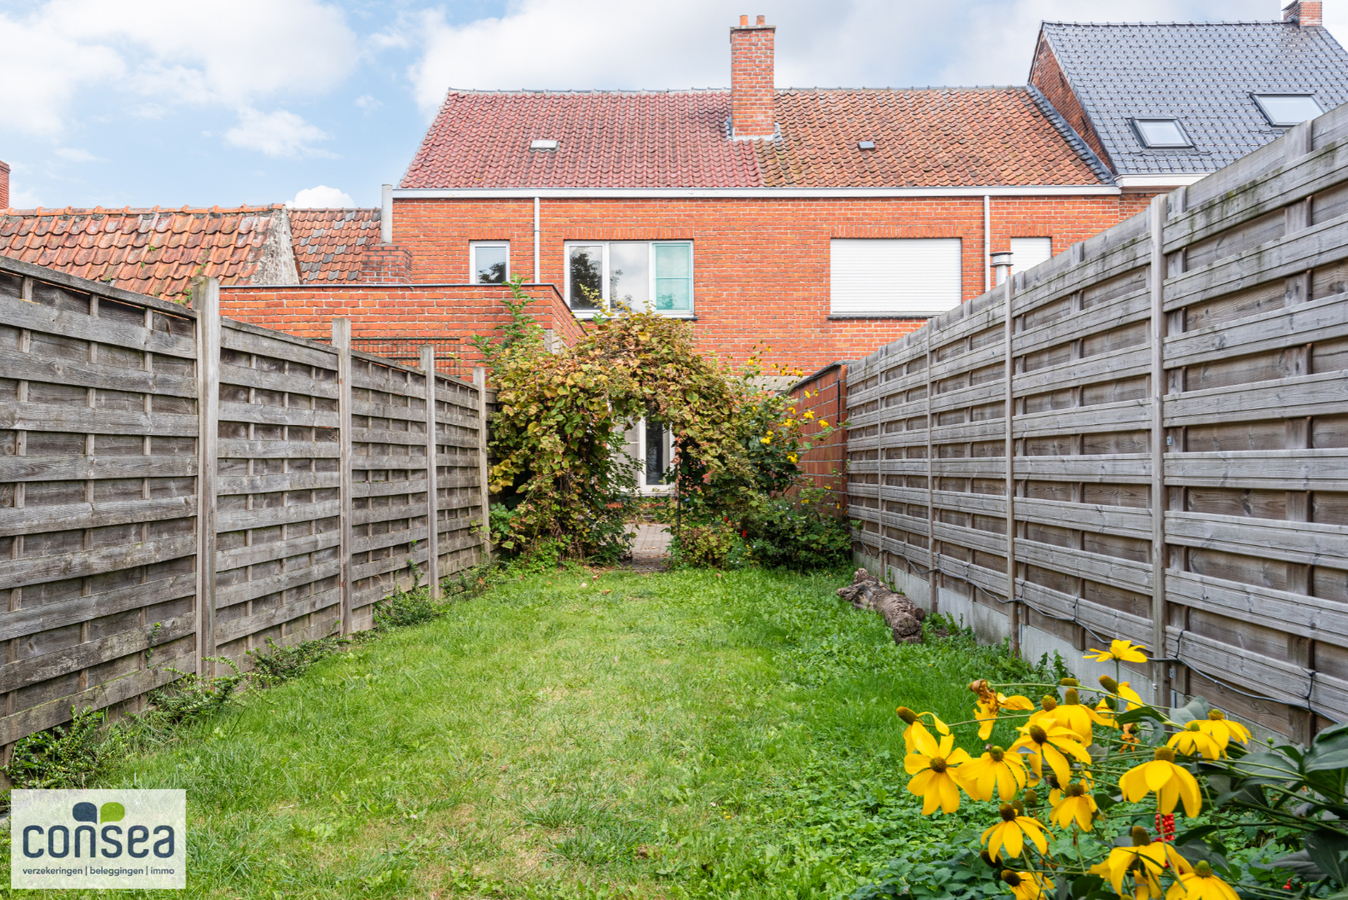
left=1, top=567, right=1040, bottom=899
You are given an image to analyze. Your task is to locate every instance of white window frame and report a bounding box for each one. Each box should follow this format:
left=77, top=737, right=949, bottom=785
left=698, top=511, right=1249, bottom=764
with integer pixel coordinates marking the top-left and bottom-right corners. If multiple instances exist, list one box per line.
left=563, top=241, right=694, bottom=318
left=1009, top=237, right=1053, bottom=274
left=829, top=238, right=963, bottom=316
left=469, top=242, right=510, bottom=284
left=1252, top=93, right=1323, bottom=127
left=1131, top=118, right=1192, bottom=149
left=637, top=417, right=674, bottom=494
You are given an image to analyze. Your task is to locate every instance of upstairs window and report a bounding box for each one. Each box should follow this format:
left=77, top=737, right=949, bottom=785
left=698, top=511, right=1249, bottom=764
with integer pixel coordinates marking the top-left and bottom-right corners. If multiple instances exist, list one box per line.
left=565, top=241, right=693, bottom=315
left=470, top=242, right=509, bottom=284
left=1132, top=118, right=1191, bottom=149
left=1253, top=94, right=1323, bottom=127
left=830, top=238, right=962, bottom=316
left=1010, top=237, right=1053, bottom=274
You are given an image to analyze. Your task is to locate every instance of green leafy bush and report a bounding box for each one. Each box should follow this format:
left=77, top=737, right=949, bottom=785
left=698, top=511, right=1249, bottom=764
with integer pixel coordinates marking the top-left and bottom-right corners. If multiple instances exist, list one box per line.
left=741, top=489, right=853, bottom=571
left=7, top=707, right=122, bottom=789
left=250, top=634, right=347, bottom=685
left=374, top=583, right=441, bottom=630
left=671, top=520, right=745, bottom=569
left=849, top=849, right=1005, bottom=900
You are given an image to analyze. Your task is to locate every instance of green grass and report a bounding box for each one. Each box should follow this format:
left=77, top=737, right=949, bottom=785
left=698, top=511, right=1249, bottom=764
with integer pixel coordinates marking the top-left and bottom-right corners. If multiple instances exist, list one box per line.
left=3, top=567, right=1042, bottom=899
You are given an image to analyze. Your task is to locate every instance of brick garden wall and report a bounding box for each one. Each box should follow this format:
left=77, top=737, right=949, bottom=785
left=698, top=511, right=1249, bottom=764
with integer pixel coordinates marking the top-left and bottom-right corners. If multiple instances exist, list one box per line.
left=786, top=363, right=848, bottom=500
left=392, top=194, right=1145, bottom=374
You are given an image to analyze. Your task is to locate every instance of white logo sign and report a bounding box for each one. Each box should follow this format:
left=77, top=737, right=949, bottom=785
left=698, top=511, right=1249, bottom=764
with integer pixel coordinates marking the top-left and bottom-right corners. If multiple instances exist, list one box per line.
left=10, top=790, right=186, bottom=890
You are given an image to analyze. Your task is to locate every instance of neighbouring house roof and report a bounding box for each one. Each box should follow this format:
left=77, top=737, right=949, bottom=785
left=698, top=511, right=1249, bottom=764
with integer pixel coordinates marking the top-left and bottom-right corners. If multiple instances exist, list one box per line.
left=0, top=205, right=299, bottom=302
left=1039, top=20, right=1348, bottom=176
left=290, top=208, right=381, bottom=283
left=400, top=87, right=1109, bottom=190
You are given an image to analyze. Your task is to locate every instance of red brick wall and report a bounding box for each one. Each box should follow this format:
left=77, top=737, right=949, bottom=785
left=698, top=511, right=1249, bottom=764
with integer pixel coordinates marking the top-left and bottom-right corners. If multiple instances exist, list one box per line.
left=216, top=283, right=584, bottom=373
left=0, top=161, right=9, bottom=210
left=392, top=194, right=1139, bottom=373
left=1029, top=35, right=1113, bottom=173
left=787, top=364, right=848, bottom=500
left=731, top=18, right=775, bottom=139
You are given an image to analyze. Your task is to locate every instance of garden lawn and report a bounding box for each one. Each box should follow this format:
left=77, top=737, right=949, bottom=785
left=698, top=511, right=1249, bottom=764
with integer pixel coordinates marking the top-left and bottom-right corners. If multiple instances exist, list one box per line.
left=8, top=567, right=1043, bottom=899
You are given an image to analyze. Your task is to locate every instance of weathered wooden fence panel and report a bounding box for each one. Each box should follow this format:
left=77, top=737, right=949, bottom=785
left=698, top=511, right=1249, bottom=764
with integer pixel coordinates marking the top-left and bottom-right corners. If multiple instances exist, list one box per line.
left=848, top=110, right=1348, bottom=739
left=0, top=257, right=489, bottom=751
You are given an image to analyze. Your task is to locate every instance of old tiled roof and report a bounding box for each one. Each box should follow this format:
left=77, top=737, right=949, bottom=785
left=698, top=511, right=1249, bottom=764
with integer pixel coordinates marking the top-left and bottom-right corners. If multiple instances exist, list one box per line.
left=1041, top=21, right=1348, bottom=176
left=400, top=87, right=1107, bottom=189
left=290, top=208, right=380, bottom=283
left=0, top=205, right=295, bottom=302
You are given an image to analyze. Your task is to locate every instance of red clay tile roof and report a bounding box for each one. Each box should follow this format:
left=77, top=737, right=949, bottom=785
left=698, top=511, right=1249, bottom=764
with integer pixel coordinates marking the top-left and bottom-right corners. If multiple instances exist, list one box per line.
left=0, top=205, right=293, bottom=302
left=401, top=87, right=1106, bottom=189
left=290, top=208, right=381, bottom=283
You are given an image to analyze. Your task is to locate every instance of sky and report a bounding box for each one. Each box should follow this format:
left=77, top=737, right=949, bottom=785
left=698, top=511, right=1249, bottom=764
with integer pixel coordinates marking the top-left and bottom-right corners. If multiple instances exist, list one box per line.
left=0, top=0, right=1338, bottom=211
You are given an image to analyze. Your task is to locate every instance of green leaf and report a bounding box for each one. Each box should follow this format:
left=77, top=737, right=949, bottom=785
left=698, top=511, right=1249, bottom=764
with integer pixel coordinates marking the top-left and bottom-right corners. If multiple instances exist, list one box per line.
left=1306, top=732, right=1348, bottom=772
left=1307, top=829, right=1348, bottom=887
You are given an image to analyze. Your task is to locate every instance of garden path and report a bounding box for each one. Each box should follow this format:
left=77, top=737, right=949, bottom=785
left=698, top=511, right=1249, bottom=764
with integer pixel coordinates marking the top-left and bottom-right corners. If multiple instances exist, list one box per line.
left=624, top=523, right=671, bottom=569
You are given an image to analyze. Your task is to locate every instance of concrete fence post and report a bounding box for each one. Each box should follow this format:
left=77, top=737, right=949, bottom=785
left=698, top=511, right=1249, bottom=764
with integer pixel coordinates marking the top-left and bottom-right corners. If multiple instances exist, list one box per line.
left=192, top=277, right=220, bottom=676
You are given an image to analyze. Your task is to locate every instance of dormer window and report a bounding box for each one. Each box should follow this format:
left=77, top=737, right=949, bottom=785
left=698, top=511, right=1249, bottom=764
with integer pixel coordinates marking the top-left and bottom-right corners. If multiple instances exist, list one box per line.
left=1132, top=118, right=1191, bottom=149
left=530, top=139, right=559, bottom=151
left=1253, top=94, right=1323, bottom=127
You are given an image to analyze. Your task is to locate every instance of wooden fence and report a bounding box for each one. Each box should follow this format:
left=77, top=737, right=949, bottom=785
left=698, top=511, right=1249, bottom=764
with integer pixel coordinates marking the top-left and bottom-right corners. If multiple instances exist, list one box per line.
left=846, top=108, right=1348, bottom=740
left=0, top=256, right=490, bottom=752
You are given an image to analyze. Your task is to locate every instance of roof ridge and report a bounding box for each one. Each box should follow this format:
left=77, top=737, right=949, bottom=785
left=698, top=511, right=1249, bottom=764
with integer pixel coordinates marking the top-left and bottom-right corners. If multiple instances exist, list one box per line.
left=778, top=85, right=1027, bottom=92
left=1, top=204, right=282, bottom=217
left=1043, top=20, right=1291, bottom=26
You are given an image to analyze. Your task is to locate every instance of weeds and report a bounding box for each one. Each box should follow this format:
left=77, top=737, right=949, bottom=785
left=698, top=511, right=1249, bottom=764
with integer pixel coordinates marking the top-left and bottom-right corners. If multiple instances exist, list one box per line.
left=6, top=706, right=122, bottom=790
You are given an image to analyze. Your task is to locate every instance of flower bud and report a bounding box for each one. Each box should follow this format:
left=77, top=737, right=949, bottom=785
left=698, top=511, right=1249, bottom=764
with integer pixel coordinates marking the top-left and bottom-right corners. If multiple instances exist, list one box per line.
left=1010, top=799, right=1024, bottom=816
left=1194, top=861, right=1213, bottom=878
left=1131, top=826, right=1151, bottom=846
left=1060, top=678, right=1078, bottom=687
left=1065, top=688, right=1080, bottom=705
left=1023, top=789, right=1039, bottom=806
left=980, top=850, right=997, bottom=868
left=896, top=706, right=918, bottom=724
left=1028, top=724, right=1048, bottom=744
left=1040, top=696, right=1058, bottom=711
left=1099, top=675, right=1119, bottom=693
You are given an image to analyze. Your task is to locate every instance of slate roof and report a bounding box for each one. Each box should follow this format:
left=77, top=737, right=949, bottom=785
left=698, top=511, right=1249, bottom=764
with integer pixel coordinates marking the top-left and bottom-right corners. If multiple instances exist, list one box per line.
left=1040, top=20, right=1348, bottom=176
left=290, top=208, right=381, bottom=283
left=0, top=205, right=296, bottom=302
left=401, top=87, right=1108, bottom=189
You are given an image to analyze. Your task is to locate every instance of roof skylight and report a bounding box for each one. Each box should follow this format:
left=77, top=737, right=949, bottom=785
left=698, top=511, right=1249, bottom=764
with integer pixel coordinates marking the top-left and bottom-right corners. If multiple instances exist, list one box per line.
left=857, top=140, right=876, bottom=150
left=1132, top=118, right=1192, bottom=149
left=530, top=139, right=559, bottom=151
left=1252, top=94, right=1323, bottom=127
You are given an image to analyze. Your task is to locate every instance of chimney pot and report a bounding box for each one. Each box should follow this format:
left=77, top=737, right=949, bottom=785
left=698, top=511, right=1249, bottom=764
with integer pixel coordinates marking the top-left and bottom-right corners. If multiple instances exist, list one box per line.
left=730, top=15, right=775, bottom=140
left=0, top=160, right=9, bottom=210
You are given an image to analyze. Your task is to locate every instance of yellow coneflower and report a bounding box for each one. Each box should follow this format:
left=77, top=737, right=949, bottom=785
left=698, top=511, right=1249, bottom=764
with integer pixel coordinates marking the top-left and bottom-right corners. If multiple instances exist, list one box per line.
left=1167, top=721, right=1224, bottom=760
left=1011, top=721, right=1091, bottom=788
left=1166, top=861, right=1240, bottom=900
left=1091, top=827, right=1189, bottom=900
left=961, top=746, right=1028, bottom=802
left=1119, top=747, right=1203, bottom=817
left=1048, top=781, right=1098, bottom=831
left=1001, top=870, right=1055, bottom=900
left=982, top=804, right=1048, bottom=860
left=1085, top=639, right=1149, bottom=664
left=1193, top=710, right=1251, bottom=751
left=1052, top=688, right=1108, bottom=746
left=904, top=729, right=971, bottom=814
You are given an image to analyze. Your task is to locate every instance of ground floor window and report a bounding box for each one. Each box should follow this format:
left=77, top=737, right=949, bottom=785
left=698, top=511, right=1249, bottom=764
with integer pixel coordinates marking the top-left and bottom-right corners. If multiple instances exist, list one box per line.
left=566, top=241, right=693, bottom=316
left=623, top=417, right=674, bottom=494
left=1010, top=237, right=1053, bottom=274
left=471, top=242, right=509, bottom=283
left=829, top=238, right=962, bottom=316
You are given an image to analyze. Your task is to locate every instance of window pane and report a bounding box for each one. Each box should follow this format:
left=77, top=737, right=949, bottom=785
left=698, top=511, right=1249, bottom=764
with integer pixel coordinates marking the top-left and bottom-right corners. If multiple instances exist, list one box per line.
left=1255, top=94, right=1322, bottom=126
left=654, top=243, right=691, bottom=311
left=568, top=245, right=603, bottom=309
left=1135, top=119, right=1188, bottom=147
left=645, top=419, right=666, bottom=484
left=474, top=245, right=507, bottom=283
left=1010, top=237, right=1053, bottom=273
left=609, top=243, right=649, bottom=312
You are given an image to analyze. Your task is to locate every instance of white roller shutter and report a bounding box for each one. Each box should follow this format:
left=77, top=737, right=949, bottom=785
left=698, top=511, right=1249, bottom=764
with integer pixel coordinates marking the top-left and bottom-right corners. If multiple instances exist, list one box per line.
left=1010, top=237, right=1053, bottom=274
left=830, top=239, right=962, bottom=315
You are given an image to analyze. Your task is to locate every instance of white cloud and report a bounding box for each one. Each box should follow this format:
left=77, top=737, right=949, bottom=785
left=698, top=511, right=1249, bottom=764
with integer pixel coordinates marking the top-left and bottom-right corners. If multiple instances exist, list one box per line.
left=54, top=148, right=104, bottom=163
left=225, top=108, right=334, bottom=158
left=0, top=0, right=357, bottom=137
left=288, top=185, right=356, bottom=208
left=395, top=0, right=1280, bottom=116
left=354, top=94, right=382, bottom=112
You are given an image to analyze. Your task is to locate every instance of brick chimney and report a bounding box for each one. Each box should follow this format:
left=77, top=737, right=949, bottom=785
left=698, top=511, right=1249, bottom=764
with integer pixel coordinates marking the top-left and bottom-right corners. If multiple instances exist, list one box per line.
left=730, top=14, right=775, bottom=140
left=0, top=160, right=9, bottom=210
left=1284, top=1, right=1324, bottom=27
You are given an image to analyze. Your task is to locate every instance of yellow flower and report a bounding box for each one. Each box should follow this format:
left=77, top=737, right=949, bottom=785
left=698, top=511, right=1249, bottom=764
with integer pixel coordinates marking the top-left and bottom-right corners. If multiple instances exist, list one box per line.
left=1085, top=640, right=1149, bottom=664
left=962, top=746, right=1028, bottom=801
left=982, top=804, right=1048, bottom=860
left=1009, top=721, right=1091, bottom=787
left=1167, top=721, right=1224, bottom=760
left=904, top=729, right=972, bottom=814
left=818, top=419, right=829, bottom=427
left=787, top=453, right=798, bottom=463
left=760, top=435, right=772, bottom=444
left=1166, top=861, right=1239, bottom=900
left=803, top=410, right=815, bottom=420
left=1048, top=781, right=1098, bottom=831
left=1194, top=710, right=1251, bottom=751
left=1001, top=870, right=1054, bottom=900
left=970, top=681, right=1035, bottom=740
left=1091, top=828, right=1189, bottom=900
left=1119, top=747, right=1202, bottom=817
left=1052, top=688, right=1108, bottom=746
left=896, top=706, right=950, bottom=754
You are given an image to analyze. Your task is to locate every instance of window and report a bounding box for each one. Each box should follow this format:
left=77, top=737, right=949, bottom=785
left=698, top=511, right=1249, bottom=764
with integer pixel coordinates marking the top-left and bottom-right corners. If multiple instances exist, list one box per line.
left=1132, top=118, right=1191, bottom=149
left=1010, top=237, right=1053, bottom=274
left=470, top=243, right=509, bottom=284
left=1253, top=94, right=1323, bottom=127
left=621, top=417, right=674, bottom=494
left=565, top=242, right=693, bottom=315
left=830, top=239, right=962, bottom=316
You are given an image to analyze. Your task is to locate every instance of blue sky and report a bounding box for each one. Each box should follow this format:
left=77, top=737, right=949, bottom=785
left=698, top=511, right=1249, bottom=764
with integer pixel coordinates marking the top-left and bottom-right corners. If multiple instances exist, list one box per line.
left=0, top=0, right=1329, bottom=210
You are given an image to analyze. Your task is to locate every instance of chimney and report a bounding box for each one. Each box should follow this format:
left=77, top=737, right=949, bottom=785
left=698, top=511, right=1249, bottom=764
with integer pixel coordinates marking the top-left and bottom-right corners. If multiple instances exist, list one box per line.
left=0, top=160, right=9, bottom=210
left=730, top=14, right=775, bottom=140
left=1284, top=1, right=1324, bottom=27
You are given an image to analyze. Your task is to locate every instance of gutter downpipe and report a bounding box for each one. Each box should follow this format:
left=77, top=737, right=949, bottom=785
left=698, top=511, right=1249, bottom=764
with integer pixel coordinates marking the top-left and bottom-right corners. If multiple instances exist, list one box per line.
left=984, top=194, right=992, bottom=293
left=533, top=197, right=541, bottom=282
